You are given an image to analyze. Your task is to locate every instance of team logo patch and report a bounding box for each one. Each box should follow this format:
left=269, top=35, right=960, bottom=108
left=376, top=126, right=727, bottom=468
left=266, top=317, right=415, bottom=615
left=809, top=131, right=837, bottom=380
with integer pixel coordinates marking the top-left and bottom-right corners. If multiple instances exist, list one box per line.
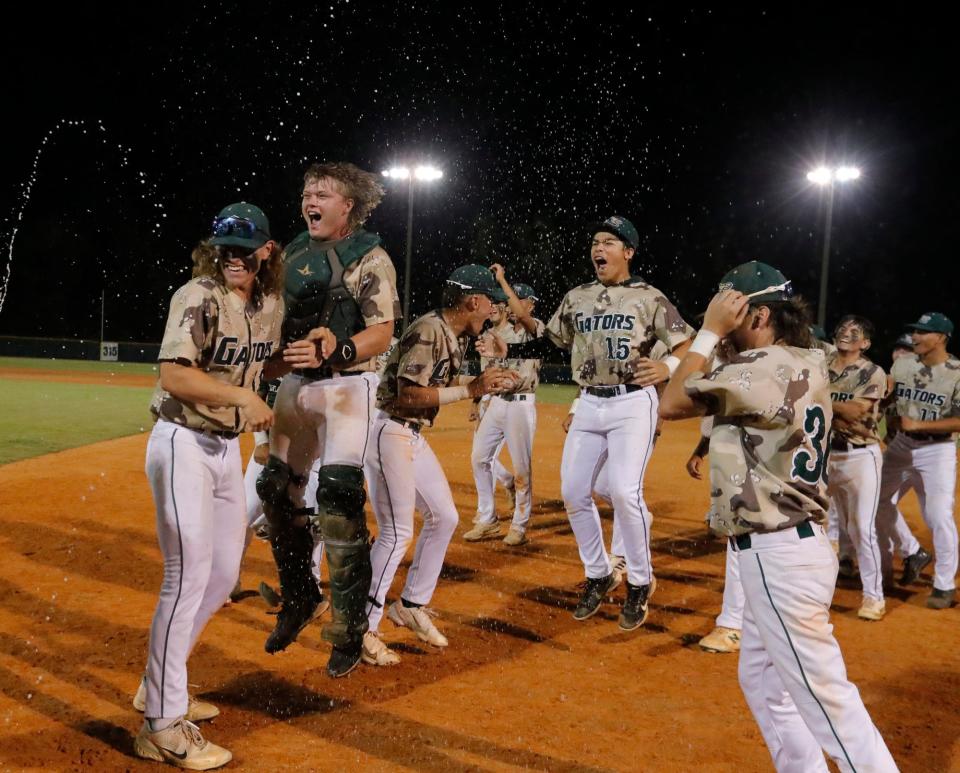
left=297, top=265, right=314, bottom=276
left=718, top=282, right=734, bottom=291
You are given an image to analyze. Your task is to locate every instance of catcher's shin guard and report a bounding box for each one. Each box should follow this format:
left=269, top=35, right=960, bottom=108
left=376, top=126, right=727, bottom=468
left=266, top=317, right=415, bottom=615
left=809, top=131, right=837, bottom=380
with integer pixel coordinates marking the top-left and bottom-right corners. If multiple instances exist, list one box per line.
left=315, top=465, right=372, bottom=649
left=265, top=523, right=320, bottom=653
left=256, top=455, right=308, bottom=533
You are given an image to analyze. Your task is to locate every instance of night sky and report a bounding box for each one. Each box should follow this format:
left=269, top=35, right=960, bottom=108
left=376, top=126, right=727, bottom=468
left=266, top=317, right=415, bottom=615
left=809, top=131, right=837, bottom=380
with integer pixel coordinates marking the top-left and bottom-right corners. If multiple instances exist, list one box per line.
left=2, top=4, right=957, bottom=360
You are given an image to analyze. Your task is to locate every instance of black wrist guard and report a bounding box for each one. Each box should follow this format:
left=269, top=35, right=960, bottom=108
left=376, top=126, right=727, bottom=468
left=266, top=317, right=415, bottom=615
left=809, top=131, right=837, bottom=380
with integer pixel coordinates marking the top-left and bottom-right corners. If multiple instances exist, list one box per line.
left=326, top=338, right=358, bottom=368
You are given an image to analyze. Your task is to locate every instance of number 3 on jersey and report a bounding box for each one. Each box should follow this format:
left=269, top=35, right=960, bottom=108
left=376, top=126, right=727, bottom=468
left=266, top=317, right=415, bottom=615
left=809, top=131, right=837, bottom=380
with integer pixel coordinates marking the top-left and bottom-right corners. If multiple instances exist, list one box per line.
left=791, top=404, right=829, bottom=484
left=605, top=336, right=630, bottom=360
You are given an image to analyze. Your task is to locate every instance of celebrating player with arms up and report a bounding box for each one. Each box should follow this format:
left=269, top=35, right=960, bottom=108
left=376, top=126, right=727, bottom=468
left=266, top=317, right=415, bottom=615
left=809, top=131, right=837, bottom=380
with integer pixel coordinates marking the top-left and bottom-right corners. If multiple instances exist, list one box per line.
left=479, top=216, right=693, bottom=630
left=660, top=261, right=897, bottom=773
left=257, top=162, right=400, bottom=678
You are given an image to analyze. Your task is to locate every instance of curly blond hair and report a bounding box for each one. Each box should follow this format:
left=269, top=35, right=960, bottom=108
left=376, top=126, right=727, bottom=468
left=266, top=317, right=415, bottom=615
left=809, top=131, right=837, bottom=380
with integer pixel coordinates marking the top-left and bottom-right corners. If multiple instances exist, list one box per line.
left=190, top=240, right=285, bottom=302
left=303, top=162, right=385, bottom=230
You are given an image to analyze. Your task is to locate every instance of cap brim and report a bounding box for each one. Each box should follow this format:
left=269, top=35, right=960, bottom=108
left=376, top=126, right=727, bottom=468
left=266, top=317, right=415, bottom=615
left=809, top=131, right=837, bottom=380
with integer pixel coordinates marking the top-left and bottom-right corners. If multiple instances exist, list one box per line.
left=485, top=288, right=508, bottom=303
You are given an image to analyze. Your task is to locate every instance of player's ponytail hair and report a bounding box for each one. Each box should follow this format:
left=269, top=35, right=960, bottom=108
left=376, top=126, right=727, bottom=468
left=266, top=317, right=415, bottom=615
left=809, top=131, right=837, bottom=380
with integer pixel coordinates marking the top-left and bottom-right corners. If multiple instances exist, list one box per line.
left=756, top=297, right=813, bottom=348
left=190, top=240, right=286, bottom=303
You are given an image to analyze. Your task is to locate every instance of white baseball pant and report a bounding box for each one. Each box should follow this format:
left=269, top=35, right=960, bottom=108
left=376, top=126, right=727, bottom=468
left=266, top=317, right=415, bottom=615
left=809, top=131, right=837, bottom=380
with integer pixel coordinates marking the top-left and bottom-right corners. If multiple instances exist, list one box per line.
left=471, top=394, right=536, bottom=533
left=561, top=386, right=658, bottom=586
left=736, top=523, right=898, bottom=772
left=876, top=434, right=958, bottom=591
left=143, top=420, right=247, bottom=723
left=364, top=412, right=459, bottom=632
left=827, top=445, right=885, bottom=602
left=716, top=540, right=745, bottom=630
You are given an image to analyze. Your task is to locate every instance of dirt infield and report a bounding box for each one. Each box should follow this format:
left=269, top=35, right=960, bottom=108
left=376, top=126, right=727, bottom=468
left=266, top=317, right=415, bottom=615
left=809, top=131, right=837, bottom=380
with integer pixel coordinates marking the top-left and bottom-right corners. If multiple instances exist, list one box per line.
left=0, top=382, right=958, bottom=771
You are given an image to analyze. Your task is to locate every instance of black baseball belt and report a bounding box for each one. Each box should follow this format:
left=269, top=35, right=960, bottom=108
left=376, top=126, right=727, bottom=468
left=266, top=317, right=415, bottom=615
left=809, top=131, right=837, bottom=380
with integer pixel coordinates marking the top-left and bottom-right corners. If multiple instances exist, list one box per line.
left=583, top=384, right=645, bottom=398
left=730, top=519, right=815, bottom=551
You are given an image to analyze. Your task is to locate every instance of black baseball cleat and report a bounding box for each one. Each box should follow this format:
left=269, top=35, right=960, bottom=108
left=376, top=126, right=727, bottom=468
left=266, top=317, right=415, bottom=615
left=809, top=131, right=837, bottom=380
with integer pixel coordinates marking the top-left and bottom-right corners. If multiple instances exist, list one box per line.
left=326, top=644, right=362, bottom=678
left=926, top=587, right=955, bottom=610
left=837, top=556, right=857, bottom=580
left=264, top=597, right=320, bottom=654
left=619, top=582, right=652, bottom=631
left=899, top=547, right=933, bottom=586
left=573, top=573, right=616, bottom=620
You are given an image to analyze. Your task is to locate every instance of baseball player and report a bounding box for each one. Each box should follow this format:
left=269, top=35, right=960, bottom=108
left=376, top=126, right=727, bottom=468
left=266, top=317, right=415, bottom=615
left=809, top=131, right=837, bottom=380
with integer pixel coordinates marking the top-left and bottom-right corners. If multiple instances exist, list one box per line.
left=479, top=215, right=694, bottom=630
left=361, top=265, right=516, bottom=667
left=660, top=260, right=898, bottom=772
left=825, top=315, right=888, bottom=621
left=134, top=203, right=289, bottom=769
left=876, top=312, right=960, bottom=609
left=257, top=162, right=400, bottom=679
left=466, top=268, right=543, bottom=546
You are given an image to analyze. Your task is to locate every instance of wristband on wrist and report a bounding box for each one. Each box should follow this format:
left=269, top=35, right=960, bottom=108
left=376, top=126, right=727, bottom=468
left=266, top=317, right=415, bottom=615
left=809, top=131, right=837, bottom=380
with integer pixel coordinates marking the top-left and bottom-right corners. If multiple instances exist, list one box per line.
left=326, top=338, right=358, bottom=367
left=663, top=355, right=681, bottom=376
left=438, top=385, right=470, bottom=405
left=689, top=330, right=720, bottom=359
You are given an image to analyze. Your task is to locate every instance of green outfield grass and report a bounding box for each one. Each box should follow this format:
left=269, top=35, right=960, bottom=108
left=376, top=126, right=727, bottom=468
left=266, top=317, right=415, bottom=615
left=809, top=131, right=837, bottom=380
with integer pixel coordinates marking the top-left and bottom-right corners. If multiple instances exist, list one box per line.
left=535, top=383, right=579, bottom=404
left=0, top=379, right=154, bottom=465
left=0, top=356, right=159, bottom=375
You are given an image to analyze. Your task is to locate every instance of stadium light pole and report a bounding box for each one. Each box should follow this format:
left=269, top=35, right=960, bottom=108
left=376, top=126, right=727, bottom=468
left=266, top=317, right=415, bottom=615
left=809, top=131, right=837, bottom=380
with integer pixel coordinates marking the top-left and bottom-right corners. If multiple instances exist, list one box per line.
left=806, top=165, right=861, bottom=329
left=382, top=165, right=443, bottom=326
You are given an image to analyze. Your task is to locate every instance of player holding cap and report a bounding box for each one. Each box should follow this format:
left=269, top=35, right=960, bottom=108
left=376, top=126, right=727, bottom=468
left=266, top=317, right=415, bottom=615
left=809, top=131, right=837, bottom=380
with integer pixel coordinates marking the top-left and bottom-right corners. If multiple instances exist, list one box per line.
left=877, top=312, right=960, bottom=609
left=660, top=260, right=897, bottom=772
left=479, top=216, right=694, bottom=630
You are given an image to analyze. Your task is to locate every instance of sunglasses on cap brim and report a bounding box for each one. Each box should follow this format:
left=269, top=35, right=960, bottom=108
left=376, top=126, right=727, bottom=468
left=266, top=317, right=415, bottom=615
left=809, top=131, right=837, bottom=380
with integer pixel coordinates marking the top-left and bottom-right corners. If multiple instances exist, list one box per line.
left=212, top=215, right=269, bottom=241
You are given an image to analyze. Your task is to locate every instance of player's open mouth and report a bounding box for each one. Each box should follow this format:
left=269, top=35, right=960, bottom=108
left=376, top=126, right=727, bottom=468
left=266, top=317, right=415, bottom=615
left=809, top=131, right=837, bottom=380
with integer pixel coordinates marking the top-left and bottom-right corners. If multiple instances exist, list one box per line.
left=308, top=212, right=323, bottom=223
left=593, top=257, right=607, bottom=269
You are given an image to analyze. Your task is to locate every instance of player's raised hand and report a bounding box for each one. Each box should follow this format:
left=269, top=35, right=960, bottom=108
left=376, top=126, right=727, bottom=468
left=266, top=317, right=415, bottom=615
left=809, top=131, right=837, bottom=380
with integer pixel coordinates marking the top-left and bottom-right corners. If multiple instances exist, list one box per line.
left=703, top=290, right=749, bottom=337
left=635, top=357, right=670, bottom=386
left=239, top=393, right=274, bottom=432
left=490, top=263, right=507, bottom=284
left=476, top=331, right=508, bottom=359
left=283, top=338, right=323, bottom=369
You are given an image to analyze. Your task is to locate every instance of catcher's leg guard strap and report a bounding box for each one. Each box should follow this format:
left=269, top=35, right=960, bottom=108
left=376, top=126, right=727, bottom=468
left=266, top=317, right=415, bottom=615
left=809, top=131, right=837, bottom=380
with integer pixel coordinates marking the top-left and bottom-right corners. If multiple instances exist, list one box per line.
left=316, top=465, right=372, bottom=647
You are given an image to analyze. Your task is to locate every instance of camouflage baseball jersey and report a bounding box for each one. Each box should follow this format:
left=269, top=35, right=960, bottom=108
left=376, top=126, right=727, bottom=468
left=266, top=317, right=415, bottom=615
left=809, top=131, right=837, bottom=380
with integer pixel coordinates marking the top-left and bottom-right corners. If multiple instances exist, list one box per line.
left=545, top=278, right=693, bottom=386
left=283, top=234, right=400, bottom=373
left=481, top=318, right=545, bottom=394
left=377, top=310, right=470, bottom=427
left=890, top=353, right=960, bottom=426
left=685, top=346, right=832, bottom=536
left=827, top=352, right=887, bottom=445
left=150, top=277, right=284, bottom=432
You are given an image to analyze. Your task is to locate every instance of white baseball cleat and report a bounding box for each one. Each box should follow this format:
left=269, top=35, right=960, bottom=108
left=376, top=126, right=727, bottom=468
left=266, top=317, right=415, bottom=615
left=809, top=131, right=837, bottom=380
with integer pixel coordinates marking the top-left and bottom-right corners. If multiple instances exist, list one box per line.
left=857, top=597, right=886, bottom=621
left=463, top=521, right=501, bottom=541
left=698, top=626, right=741, bottom=653
left=388, top=601, right=449, bottom=647
left=133, top=676, right=220, bottom=722
left=134, top=718, right=231, bottom=770
left=503, top=527, right=527, bottom=546
left=361, top=631, right=401, bottom=666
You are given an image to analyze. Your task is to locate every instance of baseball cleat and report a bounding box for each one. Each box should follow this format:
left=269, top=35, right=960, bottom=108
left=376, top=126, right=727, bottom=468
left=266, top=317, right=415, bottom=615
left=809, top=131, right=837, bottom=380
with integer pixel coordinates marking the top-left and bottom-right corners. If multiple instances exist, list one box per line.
left=326, top=644, right=363, bottom=678
left=857, top=597, right=886, bottom=621
left=899, top=547, right=933, bottom=586
left=503, top=527, right=527, bottom=546
left=228, top=579, right=244, bottom=603
left=699, top=626, right=741, bottom=653
left=837, top=556, right=857, bottom=580
left=926, top=587, right=956, bottom=610
left=258, top=581, right=282, bottom=608
left=361, top=631, right=401, bottom=666
left=572, top=573, right=616, bottom=621
left=388, top=600, right=449, bottom=646
left=132, top=676, right=220, bottom=722
left=463, top=521, right=501, bottom=542
left=264, top=595, right=321, bottom=654
left=133, top=718, right=231, bottom=770
left=618, top=582, right=652, bottom=630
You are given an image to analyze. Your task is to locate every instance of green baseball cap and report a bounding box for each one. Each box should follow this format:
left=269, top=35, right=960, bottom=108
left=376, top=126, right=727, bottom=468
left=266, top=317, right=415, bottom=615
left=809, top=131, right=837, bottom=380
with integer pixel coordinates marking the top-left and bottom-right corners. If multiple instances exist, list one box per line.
left=718, top=261, right=793, bottom=303
left=210, top=202, right=272, bottom=251
left=446, top=264, right=508, bottom=303
left=590, top=215, right=639, bottom=250
left=906, top=312, right=953, bottom=336
left=512, top=283, right=539, bottom=302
